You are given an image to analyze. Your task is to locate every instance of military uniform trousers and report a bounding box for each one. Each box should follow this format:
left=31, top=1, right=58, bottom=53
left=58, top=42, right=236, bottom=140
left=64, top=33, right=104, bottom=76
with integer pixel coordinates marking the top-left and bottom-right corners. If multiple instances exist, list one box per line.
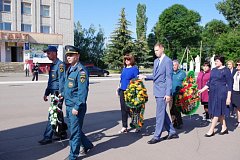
left=66, top=104, right=93, bottom=160
left=43, top=89, right=58, bottom=140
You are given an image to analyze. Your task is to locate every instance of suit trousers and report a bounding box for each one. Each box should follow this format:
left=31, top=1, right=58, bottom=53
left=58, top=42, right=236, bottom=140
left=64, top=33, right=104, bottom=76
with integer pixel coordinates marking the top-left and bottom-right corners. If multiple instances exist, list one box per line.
left=154, top=97, right=176, bottom=140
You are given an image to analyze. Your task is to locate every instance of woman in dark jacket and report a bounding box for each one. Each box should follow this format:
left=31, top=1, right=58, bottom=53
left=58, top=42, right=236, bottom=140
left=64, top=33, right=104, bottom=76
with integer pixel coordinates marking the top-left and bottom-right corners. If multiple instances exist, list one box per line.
left=197, top=62, right=211, bottom=121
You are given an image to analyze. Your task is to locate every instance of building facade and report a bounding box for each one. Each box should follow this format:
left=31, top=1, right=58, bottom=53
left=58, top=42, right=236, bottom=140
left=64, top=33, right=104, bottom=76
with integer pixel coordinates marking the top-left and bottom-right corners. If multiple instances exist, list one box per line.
left=0, top=0, right=74, bottom=63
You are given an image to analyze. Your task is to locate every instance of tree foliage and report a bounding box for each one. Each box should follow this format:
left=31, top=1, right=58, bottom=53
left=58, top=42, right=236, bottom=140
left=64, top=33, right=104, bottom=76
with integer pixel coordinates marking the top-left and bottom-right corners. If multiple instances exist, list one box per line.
left=154, top=4, right=201, bottom=59
left=214, top=29, right=240, bottom=61
left=201, top=19, right=229, bottom=59
left=216, top=0, right=240, bottom=29
left=104, top=8, right=134, bottom=69
left=146, top=32, right=157, bottom=64
left=134, top=3, right=151, bottom=67
left=136, top=3, right=148, bottom=40
left=74, top=21, right=106, bottom=67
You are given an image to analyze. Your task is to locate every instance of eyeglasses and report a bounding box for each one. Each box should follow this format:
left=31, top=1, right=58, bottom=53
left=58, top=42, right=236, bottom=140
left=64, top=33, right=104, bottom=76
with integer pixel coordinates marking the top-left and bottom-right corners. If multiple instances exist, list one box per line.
left=237, top=63, right=240, bottom=66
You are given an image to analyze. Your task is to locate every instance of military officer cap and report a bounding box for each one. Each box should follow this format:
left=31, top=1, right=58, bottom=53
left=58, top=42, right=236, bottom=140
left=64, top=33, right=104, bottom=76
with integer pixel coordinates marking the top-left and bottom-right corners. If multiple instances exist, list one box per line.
left=65, top=45, right=79, bottom=54
left=43, top=46, right=58, bottom=53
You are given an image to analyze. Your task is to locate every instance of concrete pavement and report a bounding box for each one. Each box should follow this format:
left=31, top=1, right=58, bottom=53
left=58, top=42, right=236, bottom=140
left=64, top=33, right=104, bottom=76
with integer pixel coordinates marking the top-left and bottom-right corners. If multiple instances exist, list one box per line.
left=0, top=73, right=239, bottom=160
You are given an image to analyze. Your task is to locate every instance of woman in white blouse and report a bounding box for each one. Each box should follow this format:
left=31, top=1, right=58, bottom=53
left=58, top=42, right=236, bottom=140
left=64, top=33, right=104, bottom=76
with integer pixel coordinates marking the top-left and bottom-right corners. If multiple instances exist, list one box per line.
left=232, top=59, right=240, bottom=127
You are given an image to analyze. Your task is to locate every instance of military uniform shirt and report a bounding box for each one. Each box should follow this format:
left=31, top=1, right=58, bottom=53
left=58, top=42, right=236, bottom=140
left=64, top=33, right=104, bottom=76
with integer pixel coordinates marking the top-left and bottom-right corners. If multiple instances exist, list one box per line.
left=64, top=62, right=89, bottom=111
left=44, top=58, right=66, bottom=96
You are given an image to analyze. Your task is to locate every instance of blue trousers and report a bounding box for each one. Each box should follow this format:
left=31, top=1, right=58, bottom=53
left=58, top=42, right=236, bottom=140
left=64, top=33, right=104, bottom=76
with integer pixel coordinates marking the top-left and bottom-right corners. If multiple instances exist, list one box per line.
left=154, top=97, right=176, bottom=140
left=66, top=105, right=93, bottom=160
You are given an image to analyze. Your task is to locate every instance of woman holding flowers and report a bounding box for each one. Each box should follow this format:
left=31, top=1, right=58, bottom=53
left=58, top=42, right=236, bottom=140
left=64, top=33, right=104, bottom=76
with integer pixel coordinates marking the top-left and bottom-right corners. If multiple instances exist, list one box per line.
left=117, top=54, right=139, bottom=133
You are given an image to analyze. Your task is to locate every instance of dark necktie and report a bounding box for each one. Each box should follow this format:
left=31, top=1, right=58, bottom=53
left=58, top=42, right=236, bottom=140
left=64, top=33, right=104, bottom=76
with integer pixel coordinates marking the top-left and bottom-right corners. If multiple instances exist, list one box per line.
left=155, top=59, right=160, bottom=73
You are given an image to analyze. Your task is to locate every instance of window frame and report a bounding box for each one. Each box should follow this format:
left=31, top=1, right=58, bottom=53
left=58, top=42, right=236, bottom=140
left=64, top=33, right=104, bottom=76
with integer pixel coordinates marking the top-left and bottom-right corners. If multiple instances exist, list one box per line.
left=40, top=25, right=50, bottom=33
left=21, top=24, right=32, bottom=32
left=3, top=0, right=11, bottom=12
left=40, top=5, right=50, bottom=17
left=0, top=22, right=11, bottom=30
left=21, top=2, right=31, bottom=15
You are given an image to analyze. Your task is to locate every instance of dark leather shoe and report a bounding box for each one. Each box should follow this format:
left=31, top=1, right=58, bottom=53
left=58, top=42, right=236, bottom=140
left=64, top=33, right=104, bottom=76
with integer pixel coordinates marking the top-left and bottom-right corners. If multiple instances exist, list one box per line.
left=168, top=133, right=179, bottom=139
left=219, top=129, right=228, bottom=135
left=80, top=145, right=94, bottom=155
left=38, top=139, right=52, bottom=145
left=204, top=132, right=215, bottom=137
left=147, top=138, right=160, bottom=144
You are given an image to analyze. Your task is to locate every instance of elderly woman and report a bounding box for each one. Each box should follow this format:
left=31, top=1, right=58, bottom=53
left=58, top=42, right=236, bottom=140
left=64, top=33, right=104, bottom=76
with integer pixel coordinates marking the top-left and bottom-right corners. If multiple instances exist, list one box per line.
left=227, top=60, right=237, bottom=116
left=116, top=54, right=139, bottom=133
left=232, top=59, right=240, bottom=127
left=227, top=60, right=236, bottom=75
left=199, top=55, right=232, bottom=137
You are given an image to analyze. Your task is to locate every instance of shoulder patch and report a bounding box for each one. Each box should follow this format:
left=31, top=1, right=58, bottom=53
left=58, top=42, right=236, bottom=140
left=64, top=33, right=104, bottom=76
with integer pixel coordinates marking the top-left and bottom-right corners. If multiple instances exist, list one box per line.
left=59, top=63, right=64, bottom=72
left=80, top=70, right=87, bottom=83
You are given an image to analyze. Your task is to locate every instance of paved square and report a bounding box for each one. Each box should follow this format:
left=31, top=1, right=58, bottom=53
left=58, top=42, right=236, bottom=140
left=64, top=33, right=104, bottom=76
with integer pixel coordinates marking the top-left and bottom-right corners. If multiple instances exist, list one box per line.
left=0, top=73, right=239, bottom=160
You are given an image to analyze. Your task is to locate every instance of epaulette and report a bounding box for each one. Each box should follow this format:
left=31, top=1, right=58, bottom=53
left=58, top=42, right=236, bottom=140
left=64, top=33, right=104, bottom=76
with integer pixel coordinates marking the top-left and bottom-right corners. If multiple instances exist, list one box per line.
left=77, top=66, right=83, bottom=71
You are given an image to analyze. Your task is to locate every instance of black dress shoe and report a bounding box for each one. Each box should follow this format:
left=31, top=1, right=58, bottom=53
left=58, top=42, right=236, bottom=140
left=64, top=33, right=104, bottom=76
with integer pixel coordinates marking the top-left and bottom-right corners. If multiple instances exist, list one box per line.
left=163, top=133, right=179, bottom=140
left=147, top=138, right=160, bottom=144
left=204, top=132, right=215, bottom=137
left=38, top=139, right=52, bottom=145
left=219, top=129, right=228, bottom=135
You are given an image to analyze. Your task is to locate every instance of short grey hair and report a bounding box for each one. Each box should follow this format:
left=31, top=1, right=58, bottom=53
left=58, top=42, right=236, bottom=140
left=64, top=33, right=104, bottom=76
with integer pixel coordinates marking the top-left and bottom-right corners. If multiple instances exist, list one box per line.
left=173, top=59, right=179, bottom=65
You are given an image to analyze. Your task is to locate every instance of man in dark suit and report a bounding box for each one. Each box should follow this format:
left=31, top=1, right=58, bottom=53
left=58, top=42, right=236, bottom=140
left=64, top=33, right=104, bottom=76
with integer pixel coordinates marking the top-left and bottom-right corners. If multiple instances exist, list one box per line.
left=139, top=43, right=178, bottom=144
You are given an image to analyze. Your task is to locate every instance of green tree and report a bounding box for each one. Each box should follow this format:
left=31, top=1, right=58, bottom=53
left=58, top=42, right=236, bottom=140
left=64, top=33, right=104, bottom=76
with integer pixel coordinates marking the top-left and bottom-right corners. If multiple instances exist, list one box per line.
left=136, top=3, right=148, bottom=40
left=74, top=21, right=88, bottom=61
left=104, top=8, right=134, bottom=69
left=216, top=0, right=240, bottom=29
left=214, top=29, right=240, bottom=61
left=74, top=21, right=106, bottom=67
left=201, top=19, right=229, bottom=59
left=134, top=3, right=151, bottom=67
left=147, top=32, right=157, bottom=64
left=154, top=4, right=201, bottom=59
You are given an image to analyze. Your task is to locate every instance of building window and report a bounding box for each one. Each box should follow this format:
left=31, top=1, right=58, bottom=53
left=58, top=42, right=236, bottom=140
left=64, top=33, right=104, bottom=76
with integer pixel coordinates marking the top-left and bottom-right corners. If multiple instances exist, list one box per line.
left=0, top=22, right=11, bottom=30
left=21, top=24, right=31, bottom=32
left=41, top=5, right=50, bottom=17
left=21, top=2, right=31, bottom=15
left=41, top=26, right=50, bottom=33
left=3, top=0, right=11, bottom=12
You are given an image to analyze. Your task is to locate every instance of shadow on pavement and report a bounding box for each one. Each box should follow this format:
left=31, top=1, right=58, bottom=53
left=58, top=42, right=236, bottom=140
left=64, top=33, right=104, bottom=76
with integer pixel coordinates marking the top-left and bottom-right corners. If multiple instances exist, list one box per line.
left=0, top=121, right=68, bottom=160
left=0, top=109, right=121, bottom=160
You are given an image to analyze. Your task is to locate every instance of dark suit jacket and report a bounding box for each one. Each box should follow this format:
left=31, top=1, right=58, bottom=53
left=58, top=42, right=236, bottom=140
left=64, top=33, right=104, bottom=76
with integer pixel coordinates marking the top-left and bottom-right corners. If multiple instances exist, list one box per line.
left=146, top=55, right=173, bottom=97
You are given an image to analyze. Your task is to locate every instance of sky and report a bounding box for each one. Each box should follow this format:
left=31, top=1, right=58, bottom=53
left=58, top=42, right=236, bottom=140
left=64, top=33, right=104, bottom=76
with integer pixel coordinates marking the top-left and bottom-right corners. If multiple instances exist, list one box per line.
left=74, top=0, right=226, bottom=40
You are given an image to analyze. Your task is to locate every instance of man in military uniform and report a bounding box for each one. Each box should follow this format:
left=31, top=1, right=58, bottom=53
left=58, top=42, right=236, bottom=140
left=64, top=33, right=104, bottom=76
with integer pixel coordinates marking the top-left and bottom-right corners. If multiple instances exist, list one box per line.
left=32, top=62, right=39, bottom=81
left=64, top=45, right=93, bottom=160
left=38, top=46, right=67, bottom=145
